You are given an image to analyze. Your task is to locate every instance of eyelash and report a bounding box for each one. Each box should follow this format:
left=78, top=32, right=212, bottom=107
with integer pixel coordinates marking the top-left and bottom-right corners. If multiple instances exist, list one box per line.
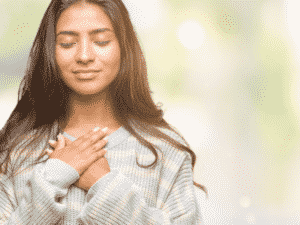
left=59, top=41, right=110, bottom=48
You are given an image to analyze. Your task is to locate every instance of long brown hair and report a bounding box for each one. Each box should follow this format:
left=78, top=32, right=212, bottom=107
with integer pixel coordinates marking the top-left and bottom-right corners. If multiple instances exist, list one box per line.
left=0, top=0, right=208, bottom=198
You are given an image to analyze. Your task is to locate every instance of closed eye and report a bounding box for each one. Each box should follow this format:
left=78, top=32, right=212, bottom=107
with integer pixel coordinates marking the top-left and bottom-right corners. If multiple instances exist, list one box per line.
left=96, top=41, right=110, bottom=46
left=60, top=43, right=76, bottom=48
left=59, top=41, right=110, bottom=48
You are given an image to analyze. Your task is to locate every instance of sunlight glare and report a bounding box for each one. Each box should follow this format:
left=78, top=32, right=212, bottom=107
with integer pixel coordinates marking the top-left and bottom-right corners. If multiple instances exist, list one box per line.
left=177, top=20, right=205, bottom=50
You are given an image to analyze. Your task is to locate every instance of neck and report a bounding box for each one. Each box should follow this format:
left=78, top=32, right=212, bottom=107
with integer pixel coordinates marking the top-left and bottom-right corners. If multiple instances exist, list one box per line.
left=60, top=90, right=121, bottom=131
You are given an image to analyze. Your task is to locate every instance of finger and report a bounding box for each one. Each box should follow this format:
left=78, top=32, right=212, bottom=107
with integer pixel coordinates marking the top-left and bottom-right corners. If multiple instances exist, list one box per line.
left=90, top=137, right=108, bottom=153
left=49, top=135, right=73, bottom=148
left=72, top=127, right=107, bottom=147
left=56, top=133, right=65, bottom=150
left=45, top=148, right=53, bottom=155
left=64, top=137, right=73, bottom=146
left=48, top=139, right=57, bottom=147
left=88, top=149, right=107, bottom=166
left=97, top=149, right=107, bottom=158
left=79, top=127, right=108, bottom=150
left=71, top=127, right=99, bottom=147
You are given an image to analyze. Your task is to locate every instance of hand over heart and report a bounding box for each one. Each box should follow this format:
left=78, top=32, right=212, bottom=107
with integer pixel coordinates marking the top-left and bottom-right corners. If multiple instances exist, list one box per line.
left=47, top=132, right=110, bottom=192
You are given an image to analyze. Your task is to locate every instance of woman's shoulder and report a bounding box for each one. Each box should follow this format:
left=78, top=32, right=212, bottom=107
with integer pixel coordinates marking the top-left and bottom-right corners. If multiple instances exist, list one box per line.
left=133, top=123, right=189, bottom=162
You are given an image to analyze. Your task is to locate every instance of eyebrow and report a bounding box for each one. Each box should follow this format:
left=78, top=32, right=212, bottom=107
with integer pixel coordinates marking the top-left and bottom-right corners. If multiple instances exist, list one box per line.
left=56, top=28, right=112, bottom=37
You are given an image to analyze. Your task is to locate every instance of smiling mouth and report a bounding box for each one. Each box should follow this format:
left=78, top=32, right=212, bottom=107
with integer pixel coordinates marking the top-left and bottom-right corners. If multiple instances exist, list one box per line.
left=76, top=72, right=98, bottom=80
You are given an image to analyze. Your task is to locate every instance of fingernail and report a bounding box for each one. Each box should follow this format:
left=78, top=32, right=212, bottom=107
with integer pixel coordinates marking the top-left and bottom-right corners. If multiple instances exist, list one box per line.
left=46, top=149, right=53, bottom=154
left=93, top=127, right=100, bottom=132
left=58, top=133, right=62, bottom=139
left=102, top=127, right=108, bottom=133
left=49, top=140, right=56, bottom=145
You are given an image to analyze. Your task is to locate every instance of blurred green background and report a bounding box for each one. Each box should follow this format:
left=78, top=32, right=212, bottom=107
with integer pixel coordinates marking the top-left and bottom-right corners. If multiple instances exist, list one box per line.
left=1, top=0, right=300, bottom=224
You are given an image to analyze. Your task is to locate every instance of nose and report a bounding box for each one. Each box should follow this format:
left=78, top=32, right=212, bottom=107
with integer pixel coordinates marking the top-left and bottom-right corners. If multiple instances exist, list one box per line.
left=75, top=38, right=95, bottom=64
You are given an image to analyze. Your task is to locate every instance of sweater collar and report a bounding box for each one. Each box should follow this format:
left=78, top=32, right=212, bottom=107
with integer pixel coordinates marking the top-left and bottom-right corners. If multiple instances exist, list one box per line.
left=55, top=121, right=131, bottom=150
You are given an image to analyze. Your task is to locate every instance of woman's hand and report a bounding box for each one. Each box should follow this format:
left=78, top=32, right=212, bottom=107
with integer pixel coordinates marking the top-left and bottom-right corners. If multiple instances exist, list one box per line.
left=45, top=127, right=108, bottom=176
left=73, top=155, right=110, bottom=192
left=46, top=131, right=111, bottom=192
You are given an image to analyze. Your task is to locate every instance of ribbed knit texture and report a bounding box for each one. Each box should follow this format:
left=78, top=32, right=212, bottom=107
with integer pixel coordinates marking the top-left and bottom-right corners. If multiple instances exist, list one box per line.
left=0, top=120, right=203, bottom=224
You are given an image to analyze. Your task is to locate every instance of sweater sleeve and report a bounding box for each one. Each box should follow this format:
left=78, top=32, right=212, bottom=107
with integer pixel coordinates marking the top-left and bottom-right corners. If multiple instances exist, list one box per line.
left=75, top=154, right=202, bottom=225
left=0, top=158, right=79, bottom=224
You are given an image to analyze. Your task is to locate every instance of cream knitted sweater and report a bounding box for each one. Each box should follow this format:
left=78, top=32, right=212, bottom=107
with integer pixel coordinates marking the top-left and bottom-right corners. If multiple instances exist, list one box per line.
left=0, top=121, right=203, bottom=224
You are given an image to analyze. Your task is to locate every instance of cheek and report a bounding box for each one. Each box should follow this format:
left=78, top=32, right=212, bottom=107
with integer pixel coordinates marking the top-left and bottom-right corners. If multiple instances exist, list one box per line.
left=55, top=49, right=74, bottom=83
left=96, top=45, right=121, bottom=69
left=56, top=49, right=73, bottom=69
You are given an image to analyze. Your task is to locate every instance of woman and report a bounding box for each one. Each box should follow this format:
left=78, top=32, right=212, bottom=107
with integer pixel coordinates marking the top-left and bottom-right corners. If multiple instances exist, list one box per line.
left=0, top=0, right=208, bottom=224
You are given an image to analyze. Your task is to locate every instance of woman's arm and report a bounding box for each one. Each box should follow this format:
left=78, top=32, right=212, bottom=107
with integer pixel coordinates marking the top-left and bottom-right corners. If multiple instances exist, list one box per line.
left=0, top=158, right=79, bottom=224
left=75, top=152, right=202, bottom=224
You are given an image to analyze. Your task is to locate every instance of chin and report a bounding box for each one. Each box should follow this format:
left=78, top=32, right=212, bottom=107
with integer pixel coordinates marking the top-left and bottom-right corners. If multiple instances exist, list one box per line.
left=73, top=88, right=108, bottom=97
left=66, top=80, right=111, bottom=97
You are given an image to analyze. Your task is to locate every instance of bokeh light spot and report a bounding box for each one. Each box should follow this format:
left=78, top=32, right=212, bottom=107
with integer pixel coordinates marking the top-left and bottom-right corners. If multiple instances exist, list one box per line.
left=177, top=20, right=205, bottom=50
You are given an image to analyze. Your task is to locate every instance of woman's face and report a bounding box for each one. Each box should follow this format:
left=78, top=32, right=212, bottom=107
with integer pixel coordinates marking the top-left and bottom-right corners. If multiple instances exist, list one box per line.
left=55, top=2, right=121, bottom=96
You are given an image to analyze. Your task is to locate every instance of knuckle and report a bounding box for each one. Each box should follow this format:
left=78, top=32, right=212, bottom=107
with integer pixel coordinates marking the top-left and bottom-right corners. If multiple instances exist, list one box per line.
left=78, top=141, right=88, bottom=150
left=86, top=138, right=93, bottom=145
left=89, top=134, right=98, bottom=142
left=93, top=133, right=100, bottom=140
left=85, top=136, right=95, bottom=145
left=97, top=139, right=107, bottom=147
left=91, top=145, right=98, bottom=151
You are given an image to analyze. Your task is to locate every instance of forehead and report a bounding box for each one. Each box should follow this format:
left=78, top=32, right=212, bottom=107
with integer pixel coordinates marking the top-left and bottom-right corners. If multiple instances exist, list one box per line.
left=56, top=2, right=114, bottom=34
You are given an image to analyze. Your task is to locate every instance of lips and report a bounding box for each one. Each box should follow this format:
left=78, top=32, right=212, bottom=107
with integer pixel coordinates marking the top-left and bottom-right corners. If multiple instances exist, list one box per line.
left=77, top=72, right=96, bottom=80
left=74, top=70, right=100, bottom=80
left=74, top=70, right=100, bottom=73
